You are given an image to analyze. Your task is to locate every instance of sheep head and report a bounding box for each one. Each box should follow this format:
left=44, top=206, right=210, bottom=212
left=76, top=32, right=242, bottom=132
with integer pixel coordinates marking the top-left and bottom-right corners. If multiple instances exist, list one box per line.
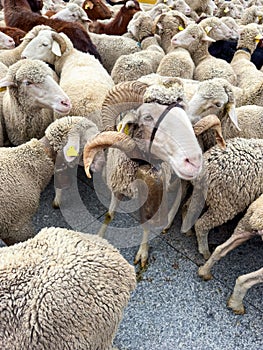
left=84, top=79, right=203, bottom=181
left=21, top=29, right=70, bottom=65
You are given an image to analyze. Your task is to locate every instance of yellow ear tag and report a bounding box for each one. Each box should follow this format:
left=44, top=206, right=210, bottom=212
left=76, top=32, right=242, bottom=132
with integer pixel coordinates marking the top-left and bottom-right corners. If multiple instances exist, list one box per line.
left=224, top=7, right=229, bottom=13
left=117, top=123, right=122, bottom=132
left=117, top=123, right=129, bottom=135
left=258, top=16, right=262, bottom=21
left=0, top=86, right=7, bottom=92
left=66, top=146, right=79, bottom=157
left=85, top=4, right=90, bottom=9
left=178, top=26, right=184, bottom=31
left=205, top=26, right=212, bottom=34
left=163, top=0, right=167, bottom=3
left=255, top=34, right=262, bottom=43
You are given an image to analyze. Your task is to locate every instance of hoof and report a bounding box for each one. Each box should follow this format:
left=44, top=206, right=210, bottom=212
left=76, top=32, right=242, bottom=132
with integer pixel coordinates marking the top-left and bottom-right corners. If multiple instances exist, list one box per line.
left=227, top=297, right=245, bottom=315
left=198, top=266, right=213, bottom=281
left=52, top=200, right=60, bottom=209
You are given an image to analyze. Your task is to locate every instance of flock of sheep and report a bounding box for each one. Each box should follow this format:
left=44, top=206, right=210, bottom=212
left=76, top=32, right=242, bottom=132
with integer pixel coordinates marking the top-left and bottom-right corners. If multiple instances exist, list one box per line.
left=0, top=0, right=262, bottom=348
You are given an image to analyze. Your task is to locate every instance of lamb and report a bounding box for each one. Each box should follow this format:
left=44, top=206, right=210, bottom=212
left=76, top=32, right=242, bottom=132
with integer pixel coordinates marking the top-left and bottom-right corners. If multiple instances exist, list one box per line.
left=216, top=1, right=244, bottom=19
left=182, top=138, right=263, bottom=260
left=187, top=78, right=263, bottom=150
left=198, top=16, right=237, bottom=42
left=82, top=0, right=112, bottom=20
left=3, top=0, right=101, bottom=59
left=0, top=115, right=99, bottom=245
left=171, top=22, right=237, bottom=85
left=198, top=194, right=263, bottom=315
left=88, top=0, right=141, bottom=35
left=230, top=23, right=263, bottom=90
left=82, top=79, right=204, bottom=266
left=0, top=226, right=136, bottom=349
left=21, top=27, right=114, bottom=130
left=145, top=3, right=171, bottom=19
left=0, top=58, right=71, bottom=146
left=0, top=26, right=26, bottom=47
left=154, top=11, right=195, bottom=79
left=184, top=0, right=212, bottom=19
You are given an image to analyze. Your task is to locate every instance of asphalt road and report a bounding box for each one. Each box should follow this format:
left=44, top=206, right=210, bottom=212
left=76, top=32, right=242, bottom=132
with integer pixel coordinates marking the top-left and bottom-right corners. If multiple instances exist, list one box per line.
left=30, top=166, right=263, bottom=350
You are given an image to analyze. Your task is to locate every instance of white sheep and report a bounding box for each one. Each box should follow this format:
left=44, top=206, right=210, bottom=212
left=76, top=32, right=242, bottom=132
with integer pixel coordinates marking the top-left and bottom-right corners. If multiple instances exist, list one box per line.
left=51, top=2, right=90, bottom=28
left=0, top=226, right=136, bottom=349
left=0, top=58, right=71, bottom=146
left=231, top=23, right=263, bottom=90
left=155, top=11, right=195, bottom=79
left=238, top=4, right=263, bottom=25
left=0, top=30, right=15, bottom=49
left=111, top=36, right=165, bottom=84
left=0, top=116, right=99, bottom=245
left=21, top=27, right=114, bottom=130
left=182, top=137, right=263, bottom=260
left=198, top=194, right=263, bottom=315
left=155, top=0, right=191, bottom=16
left=171, top=22, right=237, bottom=85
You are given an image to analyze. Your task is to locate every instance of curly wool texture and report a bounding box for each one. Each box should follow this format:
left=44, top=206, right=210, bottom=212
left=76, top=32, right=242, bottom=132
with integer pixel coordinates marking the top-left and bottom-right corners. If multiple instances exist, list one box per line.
left=192, top=138, right=263, bottom=256
left=235, top=194, right=263, bottom=233
left=45, top=115, right=98, bottom=152
left=0, top=139, right=54, bottom=245
left=0, top=226, right=136, bottom=350
left=143, top=79, right=184, bottom=105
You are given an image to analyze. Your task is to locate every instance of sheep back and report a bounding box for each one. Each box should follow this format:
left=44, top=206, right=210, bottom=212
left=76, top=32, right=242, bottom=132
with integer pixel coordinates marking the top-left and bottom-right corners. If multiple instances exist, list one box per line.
left=0, top=226, right=136, bottom=350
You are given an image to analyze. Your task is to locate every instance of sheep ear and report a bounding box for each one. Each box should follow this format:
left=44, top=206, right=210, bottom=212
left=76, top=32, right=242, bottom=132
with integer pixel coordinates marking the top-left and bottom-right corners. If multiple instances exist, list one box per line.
left=51, top=40, right=62, bottom=57
left=0, top=77, right=16, bottom=91
left=63, top=134, right=80, bottom=163
left=202, top=33, right=216, bottom=43
left=227, top=103, right=240, bottom=130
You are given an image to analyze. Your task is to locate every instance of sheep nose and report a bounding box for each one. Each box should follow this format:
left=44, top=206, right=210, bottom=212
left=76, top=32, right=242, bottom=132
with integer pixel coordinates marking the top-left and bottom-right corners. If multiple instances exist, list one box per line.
left=61, top=99, right=71, bottom=108
left=185, top=154, right=202, bottom=170
left=21, top=54, right=27, bottom=59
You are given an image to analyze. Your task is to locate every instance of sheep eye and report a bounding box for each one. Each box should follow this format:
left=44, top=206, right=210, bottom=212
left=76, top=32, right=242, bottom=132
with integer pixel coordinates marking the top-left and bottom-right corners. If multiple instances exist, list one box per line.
left=42, top=43, right=48, bottom=47
left=23, top=81, right=32, bottom=86
left=143, top=114, right=153, bottom=121
left=215, top=102, right=222, bottom=107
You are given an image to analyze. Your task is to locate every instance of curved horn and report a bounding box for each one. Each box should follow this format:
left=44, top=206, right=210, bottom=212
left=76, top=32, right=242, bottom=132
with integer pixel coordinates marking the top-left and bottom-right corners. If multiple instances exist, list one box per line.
left=101, top=81, right=148, bottom=131
left=83, top=131, right=141, bottom=178
left=51, top=32, right=68, bottom=54
left=193, top=115, right=226, bottom=150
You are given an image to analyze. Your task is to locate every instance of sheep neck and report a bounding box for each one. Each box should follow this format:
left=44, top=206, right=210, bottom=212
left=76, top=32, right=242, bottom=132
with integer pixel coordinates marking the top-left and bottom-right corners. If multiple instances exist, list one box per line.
left=188, top=41, right=209, bottom=66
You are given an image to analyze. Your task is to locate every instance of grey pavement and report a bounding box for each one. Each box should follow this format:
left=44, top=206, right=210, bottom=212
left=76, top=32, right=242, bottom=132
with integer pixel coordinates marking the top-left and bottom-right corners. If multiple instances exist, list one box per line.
left=31, top=167, right=263, bottom=350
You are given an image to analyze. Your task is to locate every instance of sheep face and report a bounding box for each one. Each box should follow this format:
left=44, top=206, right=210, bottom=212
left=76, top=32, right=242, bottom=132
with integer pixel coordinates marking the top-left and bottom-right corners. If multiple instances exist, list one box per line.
left=129, top=103, right=203, bottom=180
left=0, top=31, right=15, bottom=49
left=201, top=18, right=236, bottom=41
left=171, top=24, right=215, bottom=51
left=51, top=3, right=90, bottom=23
left=0, top=59, right=71, bottom=114
left=21, top=30, right=61, bottom=65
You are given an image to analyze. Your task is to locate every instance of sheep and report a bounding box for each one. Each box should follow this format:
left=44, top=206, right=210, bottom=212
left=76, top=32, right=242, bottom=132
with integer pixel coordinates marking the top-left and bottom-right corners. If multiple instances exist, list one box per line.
left=21, top=27, right=114, bottom=130
left=0, top=226, right=136, bottom=349
left=88, top=0, right=141, bottom=35
left=184, top=0, right=212, bottom=19
left=198, top=16, right=237, bottom=42
left=88, top=31, right=141, bottom=73
left=198, top=194, right=263, bottom=315
left=0, top=59, right=71, bottom=146
left=111, top=35, right=165, bottom=84
left=51, top=2, right=91, bottom=29
left=238, top=4, right=263, bottom=25
left=0, top=29, right=15, bottom=48
left=171, top=22, right=237, bottom=85
left=82, top=0, right=112, bottom=20
left=3, top=0, right=101, bottom=59
left=182, top=137, right=263, bottom=260
left=155, top=0, right=191, bottom=16
left=216, top=1, right=244, bottom=19
left=154, top=11, right=195, bottom=79
left=231, top=23, right=263, bottom=90
left=0, top=26, right=26, bottom=47
left=82, top=79, right=204, bottom=266
left=0, top=115, right=99, bottom=245
left=145, top=3, right=171, bottom=19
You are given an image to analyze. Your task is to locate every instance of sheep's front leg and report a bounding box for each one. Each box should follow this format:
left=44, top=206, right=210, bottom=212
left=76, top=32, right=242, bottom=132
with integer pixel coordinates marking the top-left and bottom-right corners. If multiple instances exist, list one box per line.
left=98, top=193, right=122, bottom=238
left=198, top=230, right=255, bottom=280
left=134, top=228, right=149, bottom=267
left=227, top=267, right=263, bottom=314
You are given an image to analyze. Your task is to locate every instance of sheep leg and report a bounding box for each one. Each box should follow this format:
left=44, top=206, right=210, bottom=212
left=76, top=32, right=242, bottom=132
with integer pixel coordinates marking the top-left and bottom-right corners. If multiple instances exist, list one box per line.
left=198, top=230, right=255, bottom=280
left=195, top=207, right=228, bottom=260
left=227, top=267, right=263, bottom=314
left=98, top=193, right=122, bottom=238
left=134, top=228, right=149, bottom=267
